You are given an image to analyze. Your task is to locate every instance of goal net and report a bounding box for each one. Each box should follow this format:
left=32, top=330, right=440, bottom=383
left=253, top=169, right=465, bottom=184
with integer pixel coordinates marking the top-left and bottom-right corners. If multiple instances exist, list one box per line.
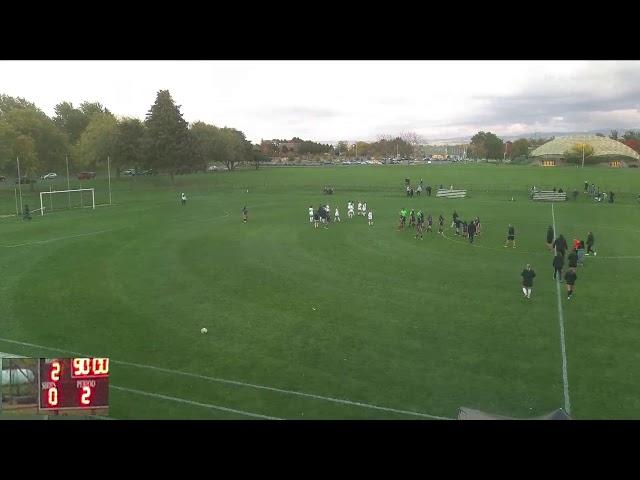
left=39, top=188, right=95, bottom=215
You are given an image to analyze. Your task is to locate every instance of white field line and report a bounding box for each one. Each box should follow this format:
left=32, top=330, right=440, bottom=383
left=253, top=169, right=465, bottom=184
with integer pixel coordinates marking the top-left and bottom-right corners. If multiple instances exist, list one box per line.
left=0, top=337, right=450, bottom=420
left=1, top=350, right=276, bottom=420
left=551, top=203, right=572, bottom=416
left=1, top=229, right=116, bottom=248
left=111, top=385, right=281, bottom=420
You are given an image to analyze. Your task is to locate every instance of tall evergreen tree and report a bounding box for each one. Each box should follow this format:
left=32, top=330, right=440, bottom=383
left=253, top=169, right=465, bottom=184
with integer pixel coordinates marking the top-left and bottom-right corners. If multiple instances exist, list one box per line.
left=143, top=90, right=191, bottom=180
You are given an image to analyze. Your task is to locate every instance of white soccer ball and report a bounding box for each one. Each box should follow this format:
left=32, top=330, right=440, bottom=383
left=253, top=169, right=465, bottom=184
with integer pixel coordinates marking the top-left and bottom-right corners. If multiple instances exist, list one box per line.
left=201, top=327, right=208, bottom=334
left=594, top=252, right=597, bottom=256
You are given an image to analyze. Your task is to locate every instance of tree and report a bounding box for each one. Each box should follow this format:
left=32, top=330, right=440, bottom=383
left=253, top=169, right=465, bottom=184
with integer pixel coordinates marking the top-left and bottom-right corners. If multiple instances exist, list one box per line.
left=53, top=102, right=90, bottom=145
left=336, top=141, right=349, bottom=156
left=470, top=131, right=504, bottom=159
left=219, top=128, right=252, bottom=171
left=510, top=138, right=529, bottom=159
left=143, top=90, right=191, bottom=180
left=0, top=95, right=67, bottom=176
left=622, top=130, right=640, bottom=142
left=190, top=121, right=223, bottom=171
left=112, top=118, right=146, bottom=176
left=73, top=113, right=118, bottom=170
left=251, top=145, right=270, bottom=170
left=623, top=138, right=640, bottom=154
left=564, top=142, right=595, bottom=165
left=609, top=130, right=619, bottom=141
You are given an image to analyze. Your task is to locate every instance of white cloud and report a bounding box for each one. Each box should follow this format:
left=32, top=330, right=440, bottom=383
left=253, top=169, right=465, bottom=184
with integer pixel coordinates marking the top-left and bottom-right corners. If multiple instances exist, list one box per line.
left=0, top=60, right=639, bottom=143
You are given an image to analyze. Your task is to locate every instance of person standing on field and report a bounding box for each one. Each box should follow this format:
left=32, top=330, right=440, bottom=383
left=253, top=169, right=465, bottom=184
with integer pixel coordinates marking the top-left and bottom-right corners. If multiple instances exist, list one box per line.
left=521, top=264, right=536, bottom=299
left=553, top=252, right=564, bottom=281
left=565, top=270, right=577, bottom=299
left=181, top=192, right=187, bottom=206
left=546, top=225, right=554, bottom=250
left=586, top=231, right=596, bottom=256
left=553, top=234, right=568, bottom=257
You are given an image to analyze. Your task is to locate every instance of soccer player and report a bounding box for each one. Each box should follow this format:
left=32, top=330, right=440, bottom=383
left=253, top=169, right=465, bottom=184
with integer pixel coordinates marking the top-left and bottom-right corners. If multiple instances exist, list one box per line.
left=577, top=241, right=585, bottom=266
left=325, top=204, right=331, bottom=223
left=313, top=210, right=320, bottom=228
left=438, top=214, right=444, bottom=234
left=334, top=207, right=341, bottom=222
left=242, top=206, right=248, bottom=223
left=462, top=221, right=468, bottom=238
left=416, top=184, right=422, bottom=196
left=553, top=252, right=564, bottom=281
left=521, top=264, right=536, bottom=299
left=474, top=217, right=482, bottom=236
left=309, top=205, right=314, bottom=223
left=367, top=210, right=374, bottom=226
left=586, top=231, right=596, bottom=256
left=565, top=270, right=577, bottom=299
left=409, top=209, right=416, bottom=228
left=23, top=205, right=32, bottom=221
left=415, top=210, right=424, bottom=239
left=357, top=201, right=363, bottom=216
left=452, top=210, right=459, bottom=228
left=398, top=208, right=407, bottom=230
left=573, top=238, right=581, bottom=252
left=348, top=202, right=355, bottom=219
left=362, top=201, right=367, bottom=217
left=427, top=214, right=433, bottom=233
left=181, top=192, right=187, bottom=206
left=454, top=218, right=461, bottom=236
left=584, top=180, right=588, bottom=192
left=609, top=191, right=615, bottom=203
left=467, top=219, right=476, bottom=243
left=426, top=185, right=432, bottom=197
left=505, top=224, right=516, bottom=248
left=546, top=225, right=554, bottom=250
left=567, top=248, right=578, bottom=273
left=553, top=234, right=568, bottom=257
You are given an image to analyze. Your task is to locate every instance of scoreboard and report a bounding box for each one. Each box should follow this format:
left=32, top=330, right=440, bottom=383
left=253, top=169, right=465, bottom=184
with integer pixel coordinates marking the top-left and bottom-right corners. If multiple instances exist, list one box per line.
left=38, top=358, right=110, bottom=412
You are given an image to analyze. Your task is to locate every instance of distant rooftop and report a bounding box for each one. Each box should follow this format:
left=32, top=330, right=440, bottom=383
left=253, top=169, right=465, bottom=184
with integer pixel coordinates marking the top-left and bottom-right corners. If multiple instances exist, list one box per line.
left=530, top=135, right=640, bottom=160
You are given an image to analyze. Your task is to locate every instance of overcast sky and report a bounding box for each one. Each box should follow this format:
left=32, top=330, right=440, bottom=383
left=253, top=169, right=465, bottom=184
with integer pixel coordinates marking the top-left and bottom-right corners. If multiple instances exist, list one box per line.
left=1, top=60, right=639, bottom=143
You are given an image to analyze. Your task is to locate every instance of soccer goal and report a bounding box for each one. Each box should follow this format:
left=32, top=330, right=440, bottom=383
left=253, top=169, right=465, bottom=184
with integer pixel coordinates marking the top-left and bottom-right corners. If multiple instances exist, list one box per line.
left=39, top=188, right=95, bottom=215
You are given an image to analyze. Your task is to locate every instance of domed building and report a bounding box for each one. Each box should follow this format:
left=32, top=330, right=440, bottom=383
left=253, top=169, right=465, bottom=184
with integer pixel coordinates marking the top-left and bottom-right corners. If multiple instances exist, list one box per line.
left=530, top=135, right=640, bottom=167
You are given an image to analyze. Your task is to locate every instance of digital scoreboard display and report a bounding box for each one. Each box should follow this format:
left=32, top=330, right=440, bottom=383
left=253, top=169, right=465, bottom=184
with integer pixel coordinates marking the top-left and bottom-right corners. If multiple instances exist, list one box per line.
left=38, top=358, right=110, bottom=411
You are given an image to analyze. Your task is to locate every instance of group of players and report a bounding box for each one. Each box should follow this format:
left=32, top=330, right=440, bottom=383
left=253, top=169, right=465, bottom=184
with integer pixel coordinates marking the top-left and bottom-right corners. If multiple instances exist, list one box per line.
left=309, top=201, right=373, bottom=228
left=520, top=227, right=596, bottom=301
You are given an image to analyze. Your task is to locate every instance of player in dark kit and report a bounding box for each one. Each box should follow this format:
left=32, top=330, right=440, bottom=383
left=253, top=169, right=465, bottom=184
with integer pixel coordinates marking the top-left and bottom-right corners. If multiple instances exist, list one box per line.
left=438, top=214, right=444, bottom=234
left=409, top=209, right=416, bottom=228
left=546, top=225, right=554, bottom=250
left=427, top=214, right=433, bottom=233
left=452, top=211, right=459, bottom=228
left=565, top=270, right=577, bottom=299
left=553, top=234, right=568, bottom=257
left=505, top=224, right=516, bottom=248
left=567, top=248, right=578, bottom=272
left=242, top=206, right=248, bottom=223
left=467, top=220, right=476, bottom=243
left=521, top=264, right=536, bottom=299
left=415, top=210, right=424, bottom=239
left=553, top=252, right=564, bottom=281
left=586, top=231, right=596, bottom=256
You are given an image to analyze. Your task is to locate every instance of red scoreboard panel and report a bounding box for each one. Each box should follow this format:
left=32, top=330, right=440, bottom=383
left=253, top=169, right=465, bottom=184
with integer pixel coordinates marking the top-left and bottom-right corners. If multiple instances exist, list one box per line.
left=39, top=358, right=109, bottom=412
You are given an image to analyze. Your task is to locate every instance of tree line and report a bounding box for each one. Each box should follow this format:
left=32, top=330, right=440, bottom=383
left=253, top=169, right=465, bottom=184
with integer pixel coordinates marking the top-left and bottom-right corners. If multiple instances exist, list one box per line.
left=0, top=90, right=267, bottom=180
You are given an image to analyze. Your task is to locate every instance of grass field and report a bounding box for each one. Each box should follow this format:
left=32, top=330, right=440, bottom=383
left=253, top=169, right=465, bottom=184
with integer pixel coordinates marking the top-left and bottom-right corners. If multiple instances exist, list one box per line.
left=1, top=164, right=639, bottom=419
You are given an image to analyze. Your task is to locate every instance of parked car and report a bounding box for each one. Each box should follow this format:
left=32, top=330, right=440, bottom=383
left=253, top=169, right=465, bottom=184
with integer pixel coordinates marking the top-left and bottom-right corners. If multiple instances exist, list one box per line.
left=138, top=169, right=157, bottom=176
left=41, top=172, right=58, bottom=180
left=15, top=177, right=36, bottom=184
left=207, top=165, right=219, bottom=172
left=77, top=172, right=96, bottom=180
left=122, top=169, right=136, bottom=176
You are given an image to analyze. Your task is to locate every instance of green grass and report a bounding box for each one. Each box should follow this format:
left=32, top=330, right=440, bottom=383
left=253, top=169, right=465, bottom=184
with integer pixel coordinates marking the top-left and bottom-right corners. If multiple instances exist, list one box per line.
left=1, top=164, right=639, bottom=419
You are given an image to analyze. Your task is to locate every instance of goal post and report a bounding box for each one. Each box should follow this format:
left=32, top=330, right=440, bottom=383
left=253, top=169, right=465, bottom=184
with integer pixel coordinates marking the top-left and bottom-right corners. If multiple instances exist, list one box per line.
left=39, top=188, right=95, bottom=215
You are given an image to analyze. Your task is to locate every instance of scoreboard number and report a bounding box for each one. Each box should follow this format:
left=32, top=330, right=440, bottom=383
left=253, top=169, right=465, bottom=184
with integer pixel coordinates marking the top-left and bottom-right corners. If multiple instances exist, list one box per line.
left=39, top=358, right=109, bottom=412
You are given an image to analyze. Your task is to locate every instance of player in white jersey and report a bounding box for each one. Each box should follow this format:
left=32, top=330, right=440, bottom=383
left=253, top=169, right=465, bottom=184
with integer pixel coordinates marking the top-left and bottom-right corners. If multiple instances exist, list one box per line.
left=357, top=202, right=362, bottom=216
left=367, top=210, right=373, bottom=226
left=362, top=202, right=367, bottom=216
left=334, top=207, right=340, bottom=222
left=348, top=202, right=354, bottom=218
left=308, top=206, right=314, bottom=223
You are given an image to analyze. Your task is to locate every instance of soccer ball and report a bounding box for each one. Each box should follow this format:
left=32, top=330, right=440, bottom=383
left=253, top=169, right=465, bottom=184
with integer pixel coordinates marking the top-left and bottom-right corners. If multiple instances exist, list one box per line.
left=201, top=327, right=208, bottom=334
left=594, top=252, right=597, bottom=256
